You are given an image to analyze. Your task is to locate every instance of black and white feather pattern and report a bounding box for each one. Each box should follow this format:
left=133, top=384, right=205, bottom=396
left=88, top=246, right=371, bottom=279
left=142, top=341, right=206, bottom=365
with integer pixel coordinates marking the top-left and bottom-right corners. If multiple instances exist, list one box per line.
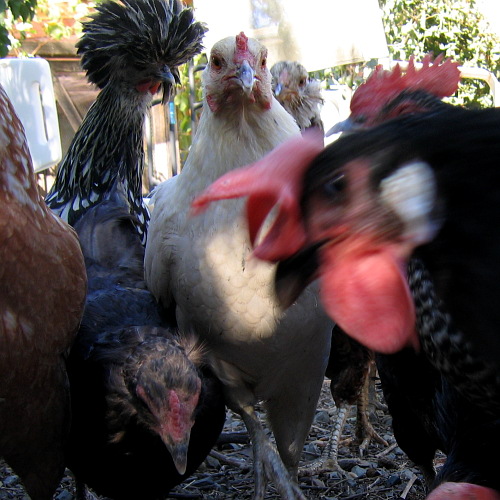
left=45, top=0, right=207, bottom=244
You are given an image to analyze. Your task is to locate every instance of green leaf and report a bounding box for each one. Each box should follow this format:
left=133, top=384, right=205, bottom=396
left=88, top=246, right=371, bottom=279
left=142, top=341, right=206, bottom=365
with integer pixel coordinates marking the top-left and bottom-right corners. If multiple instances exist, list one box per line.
left=0, top=25, right=10, bottom=57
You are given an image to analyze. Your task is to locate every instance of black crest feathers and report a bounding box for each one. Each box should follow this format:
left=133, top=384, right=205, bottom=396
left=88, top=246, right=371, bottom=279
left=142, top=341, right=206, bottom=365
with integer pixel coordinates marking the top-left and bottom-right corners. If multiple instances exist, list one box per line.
left=76, top=0, right=207, bottom=95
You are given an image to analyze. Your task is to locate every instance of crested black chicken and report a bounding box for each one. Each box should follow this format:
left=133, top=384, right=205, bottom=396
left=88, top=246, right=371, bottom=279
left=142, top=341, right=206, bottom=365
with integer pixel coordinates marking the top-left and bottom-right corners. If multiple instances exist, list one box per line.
left=191, top=106, right=500, bottom=500
left=0, top=83, right=87, bottom=500
left=146, top=32, right=333, bottom=500
left=45, top=0, right=207, bottom=244
left=270, top=60, right=324, bottom=133
left=65, top=186, right=226, bottom=500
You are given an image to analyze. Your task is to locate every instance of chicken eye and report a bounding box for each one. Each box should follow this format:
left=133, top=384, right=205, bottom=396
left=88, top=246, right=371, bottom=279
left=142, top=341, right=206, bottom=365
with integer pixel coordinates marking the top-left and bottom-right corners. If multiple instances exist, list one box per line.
left=354, top=115, right=367, bottom=126
left=299, top=78, right=306, bottom=87
left=261, top=57, right=267, bottom=68
left=211, top=56, right=222, bottom=69
left=323, top=173, right=346, bottom=199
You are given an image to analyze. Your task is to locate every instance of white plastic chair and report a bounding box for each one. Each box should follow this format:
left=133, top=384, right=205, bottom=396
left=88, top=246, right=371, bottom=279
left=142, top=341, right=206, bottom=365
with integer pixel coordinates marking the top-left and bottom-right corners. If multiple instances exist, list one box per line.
left=0, top=57, right=62, bottom=172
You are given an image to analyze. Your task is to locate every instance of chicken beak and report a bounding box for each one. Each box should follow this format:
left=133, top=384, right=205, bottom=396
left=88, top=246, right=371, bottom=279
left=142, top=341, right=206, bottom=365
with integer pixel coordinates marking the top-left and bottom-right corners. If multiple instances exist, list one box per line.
left=160, top=65, right=176, bottom=87
left=326, top=117, right=357, bottom=136
left=157, top=65, right=179, bottom=103
left=274, top=82, right=283, bottom=96
left=163, top=436, right=189, bottom=475
left=237, top=60, right=255, bottom=94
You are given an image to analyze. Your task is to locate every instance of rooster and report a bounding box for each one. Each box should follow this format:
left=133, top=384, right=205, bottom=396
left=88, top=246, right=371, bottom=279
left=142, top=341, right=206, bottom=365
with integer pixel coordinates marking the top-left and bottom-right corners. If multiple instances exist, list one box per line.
left=0, top=83, right=87, bottom=500
left=45, top=0, right=207, bottom=244
left=65, top=187, right=226, bottom=500
left=192, top=106, right=500, bottom=500
left=145, top=32, right=333, bottom=500
left=270, top=60, right=324, bottom=133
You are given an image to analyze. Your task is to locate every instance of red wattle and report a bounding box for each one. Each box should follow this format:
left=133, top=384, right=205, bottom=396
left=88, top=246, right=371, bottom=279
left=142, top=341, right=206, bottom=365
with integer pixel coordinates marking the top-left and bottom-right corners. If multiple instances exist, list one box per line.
left=319, top=240, right=418, bottom=354
left=427, top=482, right=500, bottom=500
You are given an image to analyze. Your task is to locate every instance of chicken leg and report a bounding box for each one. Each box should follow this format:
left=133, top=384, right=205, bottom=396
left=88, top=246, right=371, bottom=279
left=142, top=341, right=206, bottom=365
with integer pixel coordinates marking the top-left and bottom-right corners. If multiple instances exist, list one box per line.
left=301, top=327, right=387, bottom=476
left=239, top=405, right=306, bottom=500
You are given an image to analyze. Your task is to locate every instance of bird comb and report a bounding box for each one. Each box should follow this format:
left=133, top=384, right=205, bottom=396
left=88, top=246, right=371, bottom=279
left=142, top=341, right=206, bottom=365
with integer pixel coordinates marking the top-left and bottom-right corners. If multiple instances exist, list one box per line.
left=350, top=54, right=461, bottom=119
left=234, top=32, right=254, bottom=66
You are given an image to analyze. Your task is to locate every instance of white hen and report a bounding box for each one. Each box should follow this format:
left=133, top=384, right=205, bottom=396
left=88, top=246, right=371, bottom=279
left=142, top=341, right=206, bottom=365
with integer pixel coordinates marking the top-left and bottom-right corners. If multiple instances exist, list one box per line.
left=145, top=32, right=333, bottom=500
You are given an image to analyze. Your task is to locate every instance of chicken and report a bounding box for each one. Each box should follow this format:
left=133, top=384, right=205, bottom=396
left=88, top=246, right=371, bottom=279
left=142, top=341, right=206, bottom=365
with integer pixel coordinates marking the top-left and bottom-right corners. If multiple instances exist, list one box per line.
left=145, top=32, right=333, bottom=499
left=65, top=187, right=226, bottom=500
left=45, top=0, right=207, bottom=244
left=192, top=106, right=500, bottom=499
left=270, top=60, right=324, bottom=133
left=328, top=53, right=460, bottom=134
left=0, top=83, right=87, bottom=499
left=305, top=53, right=462, bottom=477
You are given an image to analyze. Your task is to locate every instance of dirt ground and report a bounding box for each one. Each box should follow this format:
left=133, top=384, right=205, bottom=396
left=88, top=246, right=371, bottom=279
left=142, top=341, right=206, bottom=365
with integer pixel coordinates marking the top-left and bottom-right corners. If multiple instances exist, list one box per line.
left=0, top=377, right=439, bottom=500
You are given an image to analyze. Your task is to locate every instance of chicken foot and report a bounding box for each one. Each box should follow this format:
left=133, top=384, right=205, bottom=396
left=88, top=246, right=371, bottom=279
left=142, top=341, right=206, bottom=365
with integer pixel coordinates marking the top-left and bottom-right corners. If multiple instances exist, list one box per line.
left=239, top=405, right=307, bottom=500
left=357, top=369, right=388, bottom=455
left=300, top=372, right=387, bottom=477
left=300, top=404, right=349, bottom=477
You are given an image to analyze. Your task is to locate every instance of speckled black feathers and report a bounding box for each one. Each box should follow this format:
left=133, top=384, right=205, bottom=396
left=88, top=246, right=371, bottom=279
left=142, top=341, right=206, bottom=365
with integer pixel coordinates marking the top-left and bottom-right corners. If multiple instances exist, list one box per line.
left=45, top=0, right=207, bottom=244
left=66, top=189, right=226, bottom=500
left=77, top=0, right=207, bottom=100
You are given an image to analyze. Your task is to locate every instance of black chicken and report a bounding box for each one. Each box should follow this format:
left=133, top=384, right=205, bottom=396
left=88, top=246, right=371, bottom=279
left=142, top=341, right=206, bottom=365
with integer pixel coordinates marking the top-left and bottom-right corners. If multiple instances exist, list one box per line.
left=304, top=112, right=500, bottom=500
left=316, top=53, right=463, bottom=481
left=45, top=0, right=207, bottom=244
left=65, top=186, right=226, bottom=500
left=190, top=106, right=500, bottom=499
left=270, top=60, right=324, bottom=133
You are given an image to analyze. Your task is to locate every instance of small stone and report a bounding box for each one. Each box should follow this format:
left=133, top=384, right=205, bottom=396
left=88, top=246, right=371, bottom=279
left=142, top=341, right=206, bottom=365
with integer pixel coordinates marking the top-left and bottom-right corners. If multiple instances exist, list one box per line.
left=386, top=474, right=402, bottom=487
left=402, top=469, right=415, bottom=480
left=378, top=455, right=398, bottom=470
left=205, top=455, right=220, bottom=468
left=55, top=490, right=73, bottom=500
left=314, top=410, right=331, bottom=424
left=346, top=478, right=357, bottom=488
left=310, top=477, right=326, bottom=487
left=327, top=471, right=343, bottom=480
left=305, top=442, right=320, bottom=455
left=3, top=474, right=18, bottom=486
left=351, top=465, right=367, bottom=478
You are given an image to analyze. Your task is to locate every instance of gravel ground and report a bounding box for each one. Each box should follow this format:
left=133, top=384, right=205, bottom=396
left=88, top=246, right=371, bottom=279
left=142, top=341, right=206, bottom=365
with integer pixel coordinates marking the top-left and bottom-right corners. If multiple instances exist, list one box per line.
left=0, top=378, right=440, bottom=500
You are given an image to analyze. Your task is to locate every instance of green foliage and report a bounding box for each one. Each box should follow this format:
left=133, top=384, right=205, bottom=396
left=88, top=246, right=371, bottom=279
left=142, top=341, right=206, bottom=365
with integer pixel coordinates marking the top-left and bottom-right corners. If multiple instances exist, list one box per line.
left=378, top=0, right=500, bottom=107
left=313, top=1, right=500, bottom=109
left=0, top=0, right=95, bottom=56
left=0, top=0, right=37, bottom=55
left=174, top=53, right=207, bottom=165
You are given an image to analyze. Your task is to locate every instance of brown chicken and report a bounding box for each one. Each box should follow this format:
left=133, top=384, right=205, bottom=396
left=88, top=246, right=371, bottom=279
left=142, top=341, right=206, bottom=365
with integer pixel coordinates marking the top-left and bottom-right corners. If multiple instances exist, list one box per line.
left=0, top=83, right=87, bottom=499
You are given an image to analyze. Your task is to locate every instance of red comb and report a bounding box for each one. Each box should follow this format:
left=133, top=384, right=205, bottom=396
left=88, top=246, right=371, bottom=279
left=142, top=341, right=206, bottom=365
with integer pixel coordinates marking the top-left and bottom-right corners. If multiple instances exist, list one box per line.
left=236, top=32, right=248, bottom=52
left=350, top=54, right=461, bottom=121
left=234, top=32, right=253, bottom=65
